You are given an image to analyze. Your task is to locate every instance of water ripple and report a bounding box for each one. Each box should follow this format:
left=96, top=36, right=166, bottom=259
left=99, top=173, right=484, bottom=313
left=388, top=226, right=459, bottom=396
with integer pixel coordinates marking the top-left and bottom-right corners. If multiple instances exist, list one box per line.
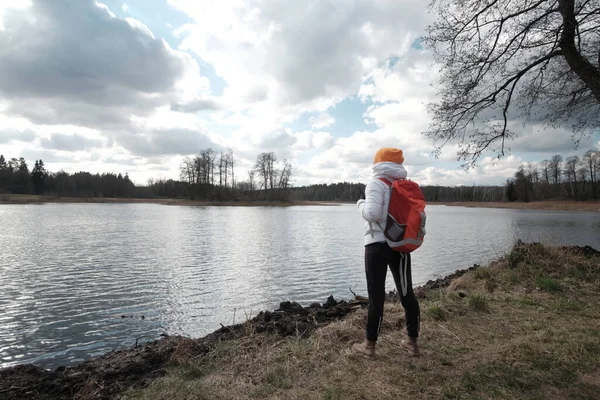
left=1, top=203, right=599, bottom=369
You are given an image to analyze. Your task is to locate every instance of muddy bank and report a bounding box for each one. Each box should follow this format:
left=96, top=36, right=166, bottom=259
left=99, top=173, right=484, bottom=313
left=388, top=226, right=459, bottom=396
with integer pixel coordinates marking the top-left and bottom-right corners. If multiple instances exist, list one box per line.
left=0, top=296, right=363, bottom=400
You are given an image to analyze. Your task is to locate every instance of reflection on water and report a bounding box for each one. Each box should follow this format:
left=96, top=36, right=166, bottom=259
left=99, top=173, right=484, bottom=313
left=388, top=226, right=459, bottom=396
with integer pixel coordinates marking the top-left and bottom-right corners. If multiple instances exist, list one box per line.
left=1, top=203, right=598, bottom=369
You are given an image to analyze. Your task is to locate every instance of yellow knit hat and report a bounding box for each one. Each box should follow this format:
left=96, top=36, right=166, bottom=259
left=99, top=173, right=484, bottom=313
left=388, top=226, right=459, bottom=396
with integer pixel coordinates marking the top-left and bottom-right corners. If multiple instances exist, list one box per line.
left=373, top=147, right=404, bottom=164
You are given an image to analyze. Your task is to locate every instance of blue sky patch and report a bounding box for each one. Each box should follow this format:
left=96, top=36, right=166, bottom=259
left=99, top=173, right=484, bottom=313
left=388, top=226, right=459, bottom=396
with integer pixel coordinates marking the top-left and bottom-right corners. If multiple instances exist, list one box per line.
left=288, top=97, right=371, bottom=138
left=101, top=0, right=190, bottom=47
left=411, top=37, right=423, bottom=50
left=102, top=1, right=228, bottom=96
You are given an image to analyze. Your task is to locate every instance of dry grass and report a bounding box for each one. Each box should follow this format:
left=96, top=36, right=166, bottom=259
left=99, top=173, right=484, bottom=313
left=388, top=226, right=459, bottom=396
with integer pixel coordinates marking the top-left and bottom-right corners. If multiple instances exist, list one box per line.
left=124, top=243, right=600, bottom=399
left=434, top=201, right=600, bottom=212
left=74, top=378, right=105, bottom=400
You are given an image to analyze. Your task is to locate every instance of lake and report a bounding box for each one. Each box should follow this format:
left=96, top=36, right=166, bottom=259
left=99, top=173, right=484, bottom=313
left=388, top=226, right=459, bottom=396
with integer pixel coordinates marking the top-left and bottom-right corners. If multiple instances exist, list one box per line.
left=1, top=203, right=599, bottom=370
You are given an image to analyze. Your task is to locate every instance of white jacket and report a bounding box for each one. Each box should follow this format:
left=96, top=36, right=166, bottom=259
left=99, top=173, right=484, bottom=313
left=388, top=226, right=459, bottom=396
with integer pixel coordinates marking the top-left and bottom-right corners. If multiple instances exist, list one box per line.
left=357, top=162, right=408, bottom=246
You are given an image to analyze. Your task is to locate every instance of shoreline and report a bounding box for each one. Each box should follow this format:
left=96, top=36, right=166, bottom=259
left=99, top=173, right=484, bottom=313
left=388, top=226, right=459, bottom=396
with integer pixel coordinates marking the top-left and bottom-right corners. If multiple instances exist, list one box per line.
left=2, top=195, right=598, bottom=211
left=0, top=194, right=339, bottom=207
left=2, top=242, right=598, bottom=399
left=430, top=200, right=600, bottom=212
left=0, top=295, right=368, bottom=400
left=0, top=260, right=489, bottom=399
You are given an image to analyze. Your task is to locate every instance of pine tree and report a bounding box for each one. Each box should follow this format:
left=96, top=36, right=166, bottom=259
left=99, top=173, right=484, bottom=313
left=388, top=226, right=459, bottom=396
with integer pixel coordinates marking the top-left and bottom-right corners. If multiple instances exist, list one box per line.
left=31, top=159, right=48, bottom=195
left=0, top=155, right=9, bottom=192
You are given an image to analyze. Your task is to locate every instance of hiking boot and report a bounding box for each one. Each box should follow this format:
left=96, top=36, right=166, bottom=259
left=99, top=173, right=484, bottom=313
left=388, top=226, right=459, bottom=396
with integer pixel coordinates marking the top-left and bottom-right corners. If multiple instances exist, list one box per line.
left=352, top=340, right=376, bottom=358
left=401, top=337, right=419, bottom=357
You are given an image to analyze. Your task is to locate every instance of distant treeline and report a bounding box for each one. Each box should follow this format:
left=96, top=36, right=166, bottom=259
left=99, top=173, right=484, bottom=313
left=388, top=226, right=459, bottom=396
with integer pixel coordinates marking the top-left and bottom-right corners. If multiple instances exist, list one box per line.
left=288, top=182, right=365, bottom=202
left=0, top=155, right=135, bottom=198
left=172, top=149, right=293, bottom=201
left=1, top=149, right=598, bottom=203
left=506, top=150, right=599, bottom=202
left=285, top=184, right=506, bottom=202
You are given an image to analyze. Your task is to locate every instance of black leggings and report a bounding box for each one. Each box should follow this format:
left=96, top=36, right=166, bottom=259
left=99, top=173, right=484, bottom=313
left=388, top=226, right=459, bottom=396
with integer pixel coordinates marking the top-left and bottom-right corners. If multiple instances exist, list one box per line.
left=364, top=242, right=420, bottom=341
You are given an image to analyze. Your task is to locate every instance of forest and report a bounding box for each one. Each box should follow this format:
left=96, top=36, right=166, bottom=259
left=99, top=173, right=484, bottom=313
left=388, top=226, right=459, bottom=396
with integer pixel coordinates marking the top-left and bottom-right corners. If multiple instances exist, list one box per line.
left=1, top=148, right=598, bottom=203
left=506, top=151, right=600, bottom=202
left=0, top=155, right=136, bottom=198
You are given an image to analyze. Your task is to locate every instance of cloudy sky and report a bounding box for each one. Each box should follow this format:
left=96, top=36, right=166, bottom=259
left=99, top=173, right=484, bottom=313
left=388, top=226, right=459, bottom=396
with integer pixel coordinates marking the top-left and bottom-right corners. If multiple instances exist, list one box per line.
left=1, top=0, right=598, bottom=187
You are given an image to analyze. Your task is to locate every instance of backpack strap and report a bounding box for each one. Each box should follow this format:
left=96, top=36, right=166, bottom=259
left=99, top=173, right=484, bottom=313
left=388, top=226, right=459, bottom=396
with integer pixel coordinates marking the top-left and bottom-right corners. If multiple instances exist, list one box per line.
left=376, top=178, right=392, bottom=232
left=378, top=178, right=392, bottom=186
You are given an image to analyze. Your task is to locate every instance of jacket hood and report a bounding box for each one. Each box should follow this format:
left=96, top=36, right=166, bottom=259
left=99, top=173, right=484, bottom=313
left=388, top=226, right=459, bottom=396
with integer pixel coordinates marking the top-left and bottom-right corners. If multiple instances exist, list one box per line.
left=372, top=161, right=407, bottom=181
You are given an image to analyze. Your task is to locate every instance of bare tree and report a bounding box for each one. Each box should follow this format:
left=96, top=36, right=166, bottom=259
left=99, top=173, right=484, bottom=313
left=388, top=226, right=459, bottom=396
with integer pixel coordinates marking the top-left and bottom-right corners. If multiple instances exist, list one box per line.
left=187, top=148, right=217, bottom=198
left=248, top=170, right=255, bottom=192
left=583, top=149, right=599, bottom=197
left=195, top=149, right=217, bottom=186
left=229, top=149, right=235, bottom=189
left=254, top=152, right=268, bottom=197
left=564, top=155, right=579, bottom=196
left=527, top=163, right=540, bottom=184
left=424, top=0, right=600, bottom=165
left=514, top=165, right=534, bottom=201
left=254, top=152, right=278, bottom=199
left=180, top=157, right=196, bottom=185
left=539, top=159, right=551, bottom=183
left=549, top=154, right=563, bottom=185
left=216, top=149, right=236, bottom=200
left=277, top=160, right=293, bottom=198
left=218, top=151, right=225, bottom=188
left=577, top=160, right=588, bottom=195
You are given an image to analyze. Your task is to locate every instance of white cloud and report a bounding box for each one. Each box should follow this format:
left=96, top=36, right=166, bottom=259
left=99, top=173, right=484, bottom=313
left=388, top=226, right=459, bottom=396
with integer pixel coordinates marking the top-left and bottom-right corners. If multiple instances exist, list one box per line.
left=0, top=128, right=36, bottom=144
left=292, top=131, right=335, bottom=152
left=171, top=97, right=222, bottom=113
left=125, top=17, right=155, bottom=39
left=0, top=0, right=31, bottom=30
left=0, top=0, right=590, bottom=187
left=309, top=113, right=335, bottom=129
left=359, top=50, right=436, bottom=105
left=39, top=133, right=106, bottom=152
left=0, top=0, right=218, bottom=182
left=171, top=0, right=429, bottom=120
left=407, top=155, right=524, bottom=187
left=508, top=122, right=598, bottom=154
left=0, top=1, right=202, bottom=130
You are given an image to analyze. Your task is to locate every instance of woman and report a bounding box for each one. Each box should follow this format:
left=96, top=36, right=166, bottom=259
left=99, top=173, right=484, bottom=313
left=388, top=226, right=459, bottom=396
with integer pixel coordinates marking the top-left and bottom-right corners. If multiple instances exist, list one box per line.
left=352, top=147, right=421, bottom=358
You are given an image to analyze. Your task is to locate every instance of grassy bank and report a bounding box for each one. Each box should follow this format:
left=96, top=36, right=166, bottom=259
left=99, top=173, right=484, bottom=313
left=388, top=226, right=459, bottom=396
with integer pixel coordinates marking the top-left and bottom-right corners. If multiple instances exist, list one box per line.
left=433, top=200, right=600, bottom=212
left=0, top=194, right=337, bottom=207
left=119, top=243, right=600, bottom=400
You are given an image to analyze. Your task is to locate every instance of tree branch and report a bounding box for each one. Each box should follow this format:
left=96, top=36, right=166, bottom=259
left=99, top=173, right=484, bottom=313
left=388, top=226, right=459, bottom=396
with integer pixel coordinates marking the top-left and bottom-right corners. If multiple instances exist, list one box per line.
left=425, top=0, right=600, bottom=165
left=558, top=0, right=600, bottom=102
left=473, top=0, right=555, bottom=83
left=461, top=51, right=562, bottom=118
left=451, top=0, right=500, bottom=42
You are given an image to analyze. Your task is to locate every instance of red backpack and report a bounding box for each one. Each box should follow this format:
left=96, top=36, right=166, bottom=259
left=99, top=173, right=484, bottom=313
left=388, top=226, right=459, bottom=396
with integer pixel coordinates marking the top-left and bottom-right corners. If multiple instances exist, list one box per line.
left=379, top=178, right=426, bottom=253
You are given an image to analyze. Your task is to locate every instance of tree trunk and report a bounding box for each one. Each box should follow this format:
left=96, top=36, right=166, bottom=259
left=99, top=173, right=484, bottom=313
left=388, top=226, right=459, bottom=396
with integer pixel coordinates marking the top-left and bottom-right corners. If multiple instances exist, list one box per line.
left=558, top=0, right=600, bottom=102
